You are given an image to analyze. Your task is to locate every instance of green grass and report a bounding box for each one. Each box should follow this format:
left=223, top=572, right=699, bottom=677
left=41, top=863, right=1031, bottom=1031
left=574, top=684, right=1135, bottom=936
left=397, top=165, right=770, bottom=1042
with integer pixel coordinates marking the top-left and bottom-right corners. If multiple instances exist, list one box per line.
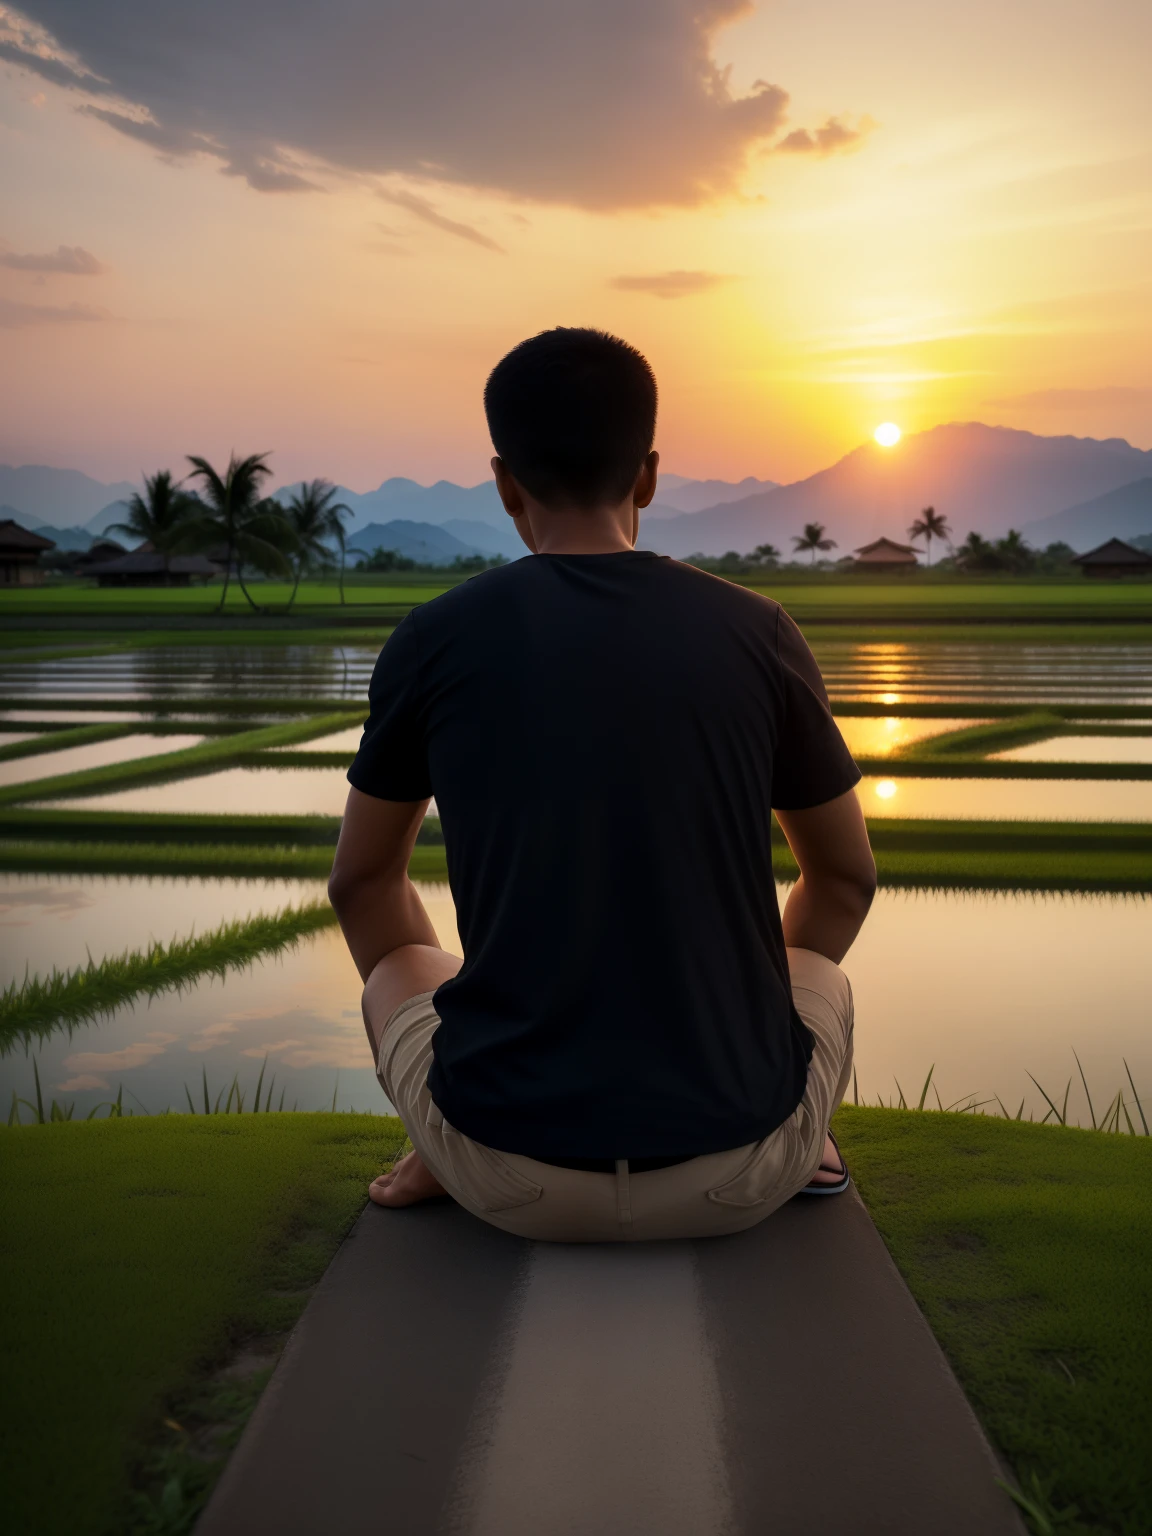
left=0, top=1114, right=408, bottom=1536
left=2, top=1113, right=1147, bottom=1533
left=0, top=721, right=137, bottom=763
left=0, top=711, right=362, bottom=806
left=0, top=900, right=338, bottom=1049
left=832, top=1109, right=1152, bottom=1533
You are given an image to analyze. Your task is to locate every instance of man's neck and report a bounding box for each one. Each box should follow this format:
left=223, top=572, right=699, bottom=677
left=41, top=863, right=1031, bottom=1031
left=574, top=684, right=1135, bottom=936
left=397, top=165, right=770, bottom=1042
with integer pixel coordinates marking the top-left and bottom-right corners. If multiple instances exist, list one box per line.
left=525, top=502, right=638, bottom=555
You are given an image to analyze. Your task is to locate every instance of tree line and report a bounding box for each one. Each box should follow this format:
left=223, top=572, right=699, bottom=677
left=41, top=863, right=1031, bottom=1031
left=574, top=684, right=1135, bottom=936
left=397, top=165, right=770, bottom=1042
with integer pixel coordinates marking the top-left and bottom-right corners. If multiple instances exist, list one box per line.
left=688, top=507, right=1078, bottom=576
left=107, top=453, right=351, bottom=610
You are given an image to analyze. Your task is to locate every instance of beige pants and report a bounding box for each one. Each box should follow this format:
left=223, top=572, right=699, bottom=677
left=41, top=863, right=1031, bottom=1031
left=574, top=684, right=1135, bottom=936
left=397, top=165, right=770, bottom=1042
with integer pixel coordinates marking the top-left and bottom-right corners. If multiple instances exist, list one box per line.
left=376, top=946, right=854, bottom=1243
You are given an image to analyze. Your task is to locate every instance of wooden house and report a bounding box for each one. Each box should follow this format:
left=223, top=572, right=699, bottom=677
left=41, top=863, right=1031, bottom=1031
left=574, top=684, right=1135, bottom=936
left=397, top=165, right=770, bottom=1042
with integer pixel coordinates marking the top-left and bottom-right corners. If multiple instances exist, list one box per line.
left=852, top=537, right=920, bottom=571
left=0, top=519, right=56, bottom=585
left=1071, top=538, right=1152, bottom=579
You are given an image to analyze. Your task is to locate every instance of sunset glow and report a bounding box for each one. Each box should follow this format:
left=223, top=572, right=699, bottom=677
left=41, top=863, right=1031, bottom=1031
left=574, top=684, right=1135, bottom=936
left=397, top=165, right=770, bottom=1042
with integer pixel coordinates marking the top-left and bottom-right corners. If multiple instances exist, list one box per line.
left=873, top=423, right=902, bottom=448
left=0, top=1, right=1149, bottom=486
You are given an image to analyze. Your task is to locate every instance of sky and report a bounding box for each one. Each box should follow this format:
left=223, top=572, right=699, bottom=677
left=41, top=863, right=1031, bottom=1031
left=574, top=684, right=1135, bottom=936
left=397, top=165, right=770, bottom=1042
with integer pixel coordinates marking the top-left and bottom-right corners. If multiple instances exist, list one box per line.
left=0, top=0, right=1150, bottom=490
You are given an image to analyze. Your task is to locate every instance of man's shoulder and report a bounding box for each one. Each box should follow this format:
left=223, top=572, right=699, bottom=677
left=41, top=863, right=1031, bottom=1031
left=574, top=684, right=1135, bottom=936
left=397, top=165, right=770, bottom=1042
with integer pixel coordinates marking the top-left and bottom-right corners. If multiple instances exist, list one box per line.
left=407, top=559, right=528, bottom=625
left=656, top=557, right=784, bottom=622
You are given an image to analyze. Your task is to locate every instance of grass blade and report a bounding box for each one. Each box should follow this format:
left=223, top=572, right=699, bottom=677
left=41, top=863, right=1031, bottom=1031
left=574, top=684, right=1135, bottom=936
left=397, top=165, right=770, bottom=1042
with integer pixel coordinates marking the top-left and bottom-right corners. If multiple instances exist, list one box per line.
left=1123, top=1059, right=1148, bottom=1135
left=1027, top=1073, right=1067, bottom=1127
left=1072, top=1049, right=1096, bottom=1130
left=916, top=1065, right=935, bottom=1111
left=252, top=1056, right=267, bottom=1115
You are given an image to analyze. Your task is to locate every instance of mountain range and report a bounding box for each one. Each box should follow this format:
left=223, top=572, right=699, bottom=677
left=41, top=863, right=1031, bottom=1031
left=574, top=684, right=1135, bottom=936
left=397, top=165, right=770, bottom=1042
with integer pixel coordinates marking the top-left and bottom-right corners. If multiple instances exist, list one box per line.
left=3, top=426, right=1151, bottom=564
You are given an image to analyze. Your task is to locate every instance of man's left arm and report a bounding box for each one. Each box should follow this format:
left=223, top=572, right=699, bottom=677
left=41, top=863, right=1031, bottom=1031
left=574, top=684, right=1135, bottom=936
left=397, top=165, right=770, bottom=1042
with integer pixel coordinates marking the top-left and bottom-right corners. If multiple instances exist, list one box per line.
left=328, top=787, right=441, bottom=981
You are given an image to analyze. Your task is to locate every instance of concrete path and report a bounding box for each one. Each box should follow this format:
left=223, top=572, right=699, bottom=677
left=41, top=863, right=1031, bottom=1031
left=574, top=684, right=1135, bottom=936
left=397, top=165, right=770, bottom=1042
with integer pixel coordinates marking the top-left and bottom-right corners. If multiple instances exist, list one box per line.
left=197, top=1190, right=1025, bottom=1535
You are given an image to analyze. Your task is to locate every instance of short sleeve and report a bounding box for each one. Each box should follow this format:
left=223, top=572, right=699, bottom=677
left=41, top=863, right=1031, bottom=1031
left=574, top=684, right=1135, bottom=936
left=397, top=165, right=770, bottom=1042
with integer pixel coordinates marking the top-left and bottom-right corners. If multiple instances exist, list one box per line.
left=347, top=614, right=433, bottom=801
left=771, top=608, right=861, bottom=811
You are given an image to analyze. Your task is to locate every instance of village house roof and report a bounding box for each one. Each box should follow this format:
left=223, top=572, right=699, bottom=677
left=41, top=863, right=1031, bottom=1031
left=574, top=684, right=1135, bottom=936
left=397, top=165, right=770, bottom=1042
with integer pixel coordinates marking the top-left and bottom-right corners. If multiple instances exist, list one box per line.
left=1072, top=538, right=1152, bottom=568
left=0, top=518, right=56, bottom=553
left=91, top=551, right=222, bottom=577
left=853, top=537, right=919, bottom=565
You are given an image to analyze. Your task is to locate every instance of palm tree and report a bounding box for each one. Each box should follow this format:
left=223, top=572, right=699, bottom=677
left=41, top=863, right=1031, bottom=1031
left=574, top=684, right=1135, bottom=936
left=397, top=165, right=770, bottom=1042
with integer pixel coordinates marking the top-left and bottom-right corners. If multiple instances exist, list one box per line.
left=283, top=480, right=352, bottom=608
left=954, top=531, right=996, bottom=573
left=792, top=522, right=837, bottom=565
left=750, top=543, right=780, bottom=567
left=183, top=453, right=294, bottom=611
left=996, top=528, right=1034, bottom=574
left=105, top=470, right=198, bottom=580
left=907, top=506, right=951, bottom=567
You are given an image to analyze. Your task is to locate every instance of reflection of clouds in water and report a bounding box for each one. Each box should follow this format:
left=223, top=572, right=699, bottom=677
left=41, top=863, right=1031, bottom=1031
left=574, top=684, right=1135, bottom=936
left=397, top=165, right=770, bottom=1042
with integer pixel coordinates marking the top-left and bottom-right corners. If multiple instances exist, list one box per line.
left=59, top=1036, right=172, bottom=1083
left=0, top=884, right=95, bottom=921
left=187, top=1021, right=239, bottom=1053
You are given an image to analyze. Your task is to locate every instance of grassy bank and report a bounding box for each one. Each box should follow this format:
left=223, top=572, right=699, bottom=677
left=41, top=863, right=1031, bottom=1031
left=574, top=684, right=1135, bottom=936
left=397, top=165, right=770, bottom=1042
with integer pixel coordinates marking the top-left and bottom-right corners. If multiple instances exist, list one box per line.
left=833, top=1109, right=1152, bottom=1533
left=2, top=1113, right=1147, bottom=1534
left=0, top=1115, right=407, bottom=1536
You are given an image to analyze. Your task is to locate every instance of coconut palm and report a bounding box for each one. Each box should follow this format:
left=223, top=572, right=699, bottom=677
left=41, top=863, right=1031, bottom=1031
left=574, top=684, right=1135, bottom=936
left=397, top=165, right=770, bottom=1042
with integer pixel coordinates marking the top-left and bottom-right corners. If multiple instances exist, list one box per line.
left=750, top=543, right=781, bottom=567
left=792, top=522, right=837, bottom=565
left=105, top=470, right=198, bottom=580
left=183, top=453, right=294, bottom=611
left=907, top=506, right=951, bottom=567
left=954, top=531, right=996, bottom=572
left=283, top=480, right=352, bottom=608
left=996, top=528, right=1034, bottom=574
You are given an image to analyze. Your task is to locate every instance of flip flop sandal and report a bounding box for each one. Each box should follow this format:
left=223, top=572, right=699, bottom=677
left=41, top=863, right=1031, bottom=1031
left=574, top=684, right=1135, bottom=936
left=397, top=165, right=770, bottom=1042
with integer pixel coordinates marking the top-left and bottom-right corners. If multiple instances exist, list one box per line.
left=795, top=1130, right=850, bottom=1196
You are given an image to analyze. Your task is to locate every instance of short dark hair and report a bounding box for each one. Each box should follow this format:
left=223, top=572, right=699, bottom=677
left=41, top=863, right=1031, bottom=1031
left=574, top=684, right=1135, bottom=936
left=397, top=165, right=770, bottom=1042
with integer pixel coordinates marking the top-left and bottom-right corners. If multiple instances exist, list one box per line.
left=484, top=328, right=657, bottom=508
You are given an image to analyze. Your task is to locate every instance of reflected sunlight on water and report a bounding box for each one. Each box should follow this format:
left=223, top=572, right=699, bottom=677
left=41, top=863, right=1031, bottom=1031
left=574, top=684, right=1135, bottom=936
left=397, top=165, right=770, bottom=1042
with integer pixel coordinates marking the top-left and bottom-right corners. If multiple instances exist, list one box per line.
left=834, top=717, right=987, bottom=756
left=992, top=735, right=1152, bottom=765
left=0, top=734, right=203, bottom=788
left=858, top=775, right=1152, bottom=820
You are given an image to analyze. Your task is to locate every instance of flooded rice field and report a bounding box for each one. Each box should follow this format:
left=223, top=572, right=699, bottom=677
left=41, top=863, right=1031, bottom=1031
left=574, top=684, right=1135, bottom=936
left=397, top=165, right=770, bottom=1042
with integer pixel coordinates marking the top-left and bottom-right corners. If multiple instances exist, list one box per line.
left=992, top=735, right=1152, bottom=764
left=3, top=881, right=1146, bottom=1129
left=40, top=762, right=1152, bottom=821
left=0, top=734, right=203, bottom=788
left=858, top=775, right=1152, bottom=821
left=0, top=872, right=328, bottom=984
left=3, top=638, right=1152, bottom=707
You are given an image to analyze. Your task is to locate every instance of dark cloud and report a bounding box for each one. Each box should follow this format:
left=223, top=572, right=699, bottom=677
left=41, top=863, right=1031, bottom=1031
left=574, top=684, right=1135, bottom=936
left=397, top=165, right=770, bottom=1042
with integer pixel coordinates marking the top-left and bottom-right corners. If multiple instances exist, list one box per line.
left=379, top=189, right=504, bottom=252
left=0, top=296, right=107, bottom=326
left=0, top=243, right=104, bottom=273
left=3, top=1, right=805, bottom=208
left=609, top=270, right=734, bottom=299
left=777, top=116, right=873, bottom=157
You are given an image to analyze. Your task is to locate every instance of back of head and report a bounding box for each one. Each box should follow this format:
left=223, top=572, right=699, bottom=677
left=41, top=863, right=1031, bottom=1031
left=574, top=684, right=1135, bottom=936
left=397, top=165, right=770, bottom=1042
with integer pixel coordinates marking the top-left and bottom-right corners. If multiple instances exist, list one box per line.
left=484, top=328, right=657, bottom=509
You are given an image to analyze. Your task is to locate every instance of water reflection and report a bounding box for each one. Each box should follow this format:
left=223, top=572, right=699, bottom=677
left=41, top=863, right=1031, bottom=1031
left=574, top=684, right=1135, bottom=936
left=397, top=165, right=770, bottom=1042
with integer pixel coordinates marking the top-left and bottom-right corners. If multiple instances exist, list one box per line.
left=0, top=872, right=328, bottom=983
left=834, top=717, right=985, bottom=757
left=992, top=735, right=1152, bottom=765
left=0, top=734, right=203, bottom=789
left=858, top=775, right=1152, bottom=821
left=2, top=882, right=1146, bottom=1131
left=2, top=638, right=1150, bottom=706
left=45, top=766, right=352, bottom=816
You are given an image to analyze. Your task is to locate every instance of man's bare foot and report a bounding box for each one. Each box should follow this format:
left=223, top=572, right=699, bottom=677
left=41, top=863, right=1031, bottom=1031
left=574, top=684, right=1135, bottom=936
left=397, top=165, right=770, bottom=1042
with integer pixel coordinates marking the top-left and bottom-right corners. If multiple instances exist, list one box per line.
left=807, top=1132, right=846, bottom=1187
left=369, top=1149, right=449, bottom=1208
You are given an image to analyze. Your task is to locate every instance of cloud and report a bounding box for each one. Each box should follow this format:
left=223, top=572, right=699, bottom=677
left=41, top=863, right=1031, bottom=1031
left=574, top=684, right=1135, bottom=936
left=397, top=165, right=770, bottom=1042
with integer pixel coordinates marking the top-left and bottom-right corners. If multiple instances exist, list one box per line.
left=379, top=189, right=504, bottom=252
left=777, top=116, right=874, bottom=157
left=991, top=386, right=1152, bottom=411
left=55, top=1073, right=110, bottom=1091
left=187, top=1020, right=238, bottom=1053
left=609, top=269, right=735, bottom=300
left=61, top=1040, right=167, bottom=1073
left=0, top=243, right=104, bottom=273
left=2, top=1, right=811, bottom=208
left=0, top=295, right=107, bottom=326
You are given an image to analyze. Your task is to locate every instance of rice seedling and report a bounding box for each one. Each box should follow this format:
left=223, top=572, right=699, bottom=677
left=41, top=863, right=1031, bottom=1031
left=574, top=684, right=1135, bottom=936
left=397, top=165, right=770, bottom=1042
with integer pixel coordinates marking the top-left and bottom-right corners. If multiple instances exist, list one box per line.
left=0, top=899, right=339, bottom=1047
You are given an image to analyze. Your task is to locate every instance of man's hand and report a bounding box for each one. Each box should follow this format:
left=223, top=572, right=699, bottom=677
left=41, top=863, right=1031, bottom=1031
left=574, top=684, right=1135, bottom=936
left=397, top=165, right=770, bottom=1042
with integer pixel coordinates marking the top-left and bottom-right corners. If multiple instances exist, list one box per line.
left=775, top=788, right=876, bottom=963
left=328, top=787, right=441, bottom=981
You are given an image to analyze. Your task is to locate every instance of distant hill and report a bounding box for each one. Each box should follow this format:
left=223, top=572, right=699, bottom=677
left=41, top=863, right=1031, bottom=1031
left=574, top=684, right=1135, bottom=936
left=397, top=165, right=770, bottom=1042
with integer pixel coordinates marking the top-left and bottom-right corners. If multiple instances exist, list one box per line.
left=436, top=518, right=525, bottom=561
left=22, top=524, right=95, bottom=552
left=345, top=519, right=493, bottom=566
left=638, top=426, right=1152, bottom=559
left=273, top=476, right=504, bottom=537
left=1021, top=478, right=1152, bottom=551
left=647, top=475, right=778, bottom=516
left=0, top=465, right=137, bottom=526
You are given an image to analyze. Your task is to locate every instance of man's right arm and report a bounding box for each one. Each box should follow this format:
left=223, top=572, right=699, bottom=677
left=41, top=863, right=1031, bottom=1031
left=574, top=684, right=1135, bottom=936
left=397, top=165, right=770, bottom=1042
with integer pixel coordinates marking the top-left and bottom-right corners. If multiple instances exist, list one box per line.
left=774, top=788, right=876, bottom=963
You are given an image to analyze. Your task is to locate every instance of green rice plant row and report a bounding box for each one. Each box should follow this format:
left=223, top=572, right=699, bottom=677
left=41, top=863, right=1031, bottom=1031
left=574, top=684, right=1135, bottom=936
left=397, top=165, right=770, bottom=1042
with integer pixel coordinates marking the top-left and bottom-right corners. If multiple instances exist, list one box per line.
left=236, top=750, right=355, bottom=770
left=0, top=900, right=339, bottom=1048
left=0, top=807, right=348, bottom=845
left=0, top=695, right=368, bottom=717
left=0, top=712, right=364, bottom=807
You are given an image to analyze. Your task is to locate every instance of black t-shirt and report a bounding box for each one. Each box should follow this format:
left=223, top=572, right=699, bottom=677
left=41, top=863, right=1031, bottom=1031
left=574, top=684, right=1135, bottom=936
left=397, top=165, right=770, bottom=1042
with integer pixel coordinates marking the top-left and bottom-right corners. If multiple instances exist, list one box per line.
left=349, top=551, right=860, bottom=1160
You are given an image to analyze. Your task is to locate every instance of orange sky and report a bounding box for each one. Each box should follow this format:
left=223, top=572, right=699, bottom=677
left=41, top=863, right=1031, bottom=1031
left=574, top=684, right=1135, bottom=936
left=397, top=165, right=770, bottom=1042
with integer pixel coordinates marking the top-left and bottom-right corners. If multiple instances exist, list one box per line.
left=0, top=0, right=1150, bottom=488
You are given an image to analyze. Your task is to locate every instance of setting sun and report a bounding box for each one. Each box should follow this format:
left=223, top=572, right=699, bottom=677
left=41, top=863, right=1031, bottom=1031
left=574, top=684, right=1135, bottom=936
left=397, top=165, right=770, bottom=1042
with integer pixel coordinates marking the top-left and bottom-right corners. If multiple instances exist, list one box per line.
left=874, top=423, right=902, bottom=448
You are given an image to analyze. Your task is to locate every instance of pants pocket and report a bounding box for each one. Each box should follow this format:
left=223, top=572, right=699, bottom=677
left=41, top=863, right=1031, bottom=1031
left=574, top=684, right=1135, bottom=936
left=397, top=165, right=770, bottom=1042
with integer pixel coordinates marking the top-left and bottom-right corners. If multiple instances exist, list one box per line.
left=706, top=1118, right=801, bottom=1209
left=429, top=1107, right=544, bottom=1214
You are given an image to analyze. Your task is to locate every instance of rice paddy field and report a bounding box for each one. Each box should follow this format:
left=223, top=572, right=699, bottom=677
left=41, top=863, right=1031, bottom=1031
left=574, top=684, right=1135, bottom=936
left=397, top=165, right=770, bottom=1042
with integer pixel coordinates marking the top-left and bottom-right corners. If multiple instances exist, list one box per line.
left=1, top=580, right=1150, bottom=1535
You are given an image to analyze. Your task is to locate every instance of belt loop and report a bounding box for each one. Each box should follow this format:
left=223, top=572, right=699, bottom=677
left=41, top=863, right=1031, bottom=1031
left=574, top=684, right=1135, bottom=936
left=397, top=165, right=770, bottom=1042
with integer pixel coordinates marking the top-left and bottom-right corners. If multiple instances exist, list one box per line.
left=615, top=1158, right=633, bottom=1235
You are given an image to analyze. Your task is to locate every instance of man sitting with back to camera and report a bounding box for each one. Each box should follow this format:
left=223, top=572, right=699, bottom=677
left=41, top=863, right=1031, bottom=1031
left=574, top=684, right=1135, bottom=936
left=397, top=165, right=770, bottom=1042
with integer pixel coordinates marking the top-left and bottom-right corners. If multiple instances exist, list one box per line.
left=329, top=327, right=876, bottom=1242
